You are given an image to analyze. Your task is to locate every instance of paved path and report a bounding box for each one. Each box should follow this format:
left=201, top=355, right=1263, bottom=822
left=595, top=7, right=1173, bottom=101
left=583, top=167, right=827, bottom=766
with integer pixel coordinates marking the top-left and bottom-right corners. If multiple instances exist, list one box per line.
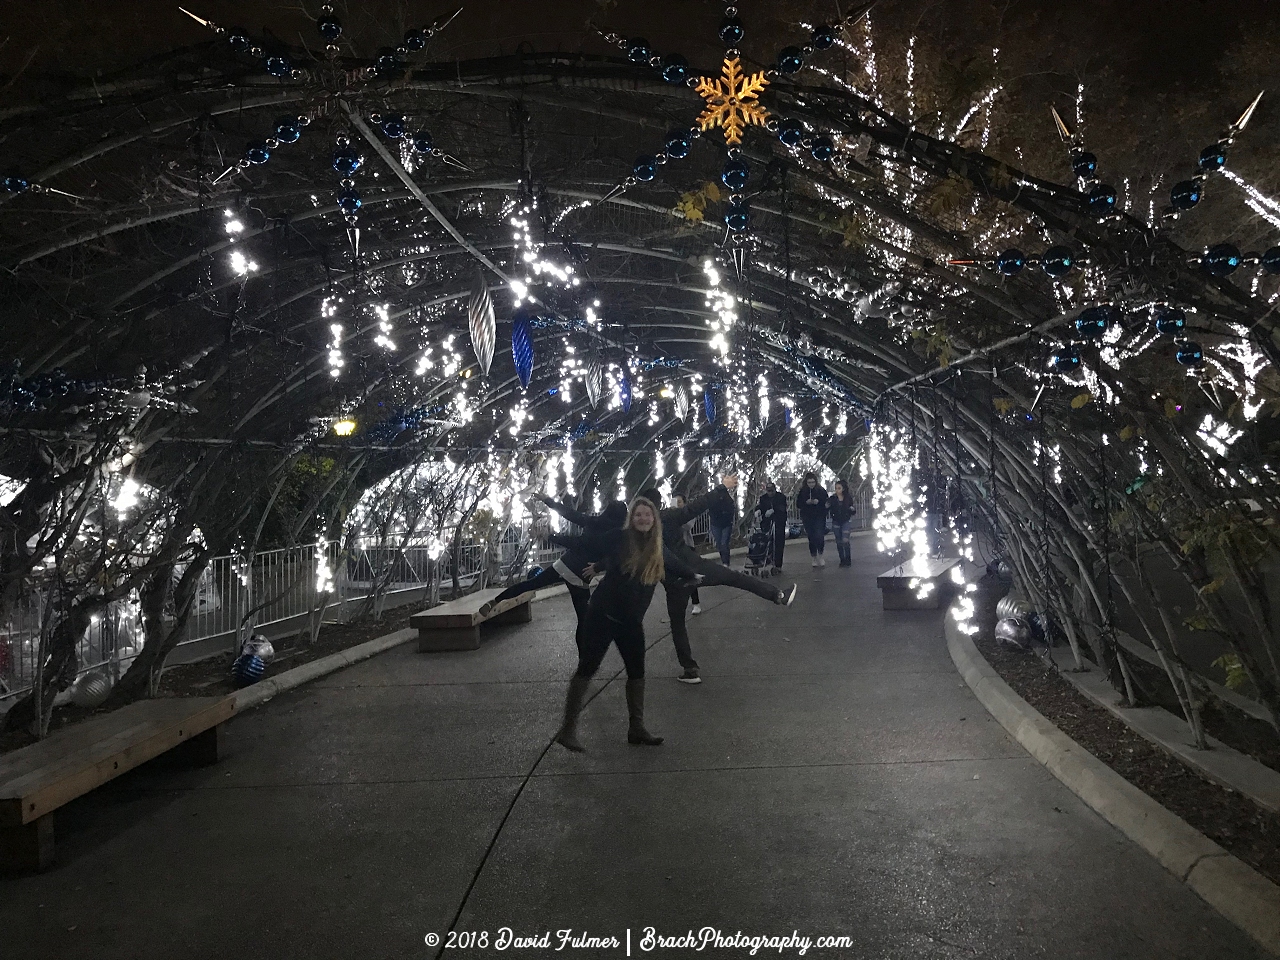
left=7, top=537, right=1266, bottom=959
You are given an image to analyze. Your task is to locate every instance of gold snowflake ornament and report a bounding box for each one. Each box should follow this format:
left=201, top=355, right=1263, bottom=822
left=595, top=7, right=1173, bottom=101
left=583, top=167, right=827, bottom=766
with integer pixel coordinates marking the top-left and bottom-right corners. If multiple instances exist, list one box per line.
left=695, top=57, right=770, bottom=146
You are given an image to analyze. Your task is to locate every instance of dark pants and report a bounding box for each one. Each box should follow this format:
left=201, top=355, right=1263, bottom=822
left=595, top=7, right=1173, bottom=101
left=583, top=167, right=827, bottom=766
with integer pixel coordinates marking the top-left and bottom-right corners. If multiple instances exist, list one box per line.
left=576, top=604, right=646, bottom=679
left=710, top=522, right=733, bottom=564
left=665, top=553, right=781, bottom=670
left=770, top=520, right=786, bottom=567
left=496, top=569, right=590, bottom=655
left=494, top=566, right=563, bottom=603
left=803, top=516, right=826, bottom=556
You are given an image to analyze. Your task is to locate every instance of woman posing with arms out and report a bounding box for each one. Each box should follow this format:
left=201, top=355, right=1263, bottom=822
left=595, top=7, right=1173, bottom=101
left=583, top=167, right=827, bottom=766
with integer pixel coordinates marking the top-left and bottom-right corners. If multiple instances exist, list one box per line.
left=555, top=497, right=700, bottom=752
left=827, top=479, right=857, bottom=568
left=796, top=472, right=829, bottom=567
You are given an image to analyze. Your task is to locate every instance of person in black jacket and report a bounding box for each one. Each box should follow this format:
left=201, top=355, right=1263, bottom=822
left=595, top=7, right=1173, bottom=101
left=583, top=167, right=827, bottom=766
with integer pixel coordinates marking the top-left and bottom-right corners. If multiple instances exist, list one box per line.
left=554, top=497, right=701, bottom=752
left=828, top=478, right=857, bottom=567
left=706, top=486, right=737, bottom=565
left=796, top=472, right=829, bottom=567
left=640, top=478, right=797, bottom=685
left=755, top=481, right=788, bottom=572
left=479, top=497, right=626, bottom=655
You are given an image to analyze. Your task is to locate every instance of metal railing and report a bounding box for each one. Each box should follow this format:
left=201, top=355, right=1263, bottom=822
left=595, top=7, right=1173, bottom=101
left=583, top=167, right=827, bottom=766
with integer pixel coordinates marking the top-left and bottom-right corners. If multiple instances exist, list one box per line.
left=0, top=499, right=873, bottom=705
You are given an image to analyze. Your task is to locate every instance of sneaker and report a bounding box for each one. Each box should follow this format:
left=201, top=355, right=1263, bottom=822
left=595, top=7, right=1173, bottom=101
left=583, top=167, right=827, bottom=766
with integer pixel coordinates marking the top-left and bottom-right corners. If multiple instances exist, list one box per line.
left=477, top=600, right=495, bottom=618
left=678, top=668, right=702, bottom=684
left=818, top=555, right=826, bottom=567
left=811, top=557, right=819, bottom=568
left=778, top=583, right=798, bottom=606
left=691, top=603, right=702, bottom=615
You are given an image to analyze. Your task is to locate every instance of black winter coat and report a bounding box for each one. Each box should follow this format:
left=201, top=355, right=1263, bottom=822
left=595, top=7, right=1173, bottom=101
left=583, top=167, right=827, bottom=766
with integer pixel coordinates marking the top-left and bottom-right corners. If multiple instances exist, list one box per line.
left=828, top=493, right=856, bottom=525
left=755, top=492, right=787, bottom=525
left=796, top=485, right=829, bottom=524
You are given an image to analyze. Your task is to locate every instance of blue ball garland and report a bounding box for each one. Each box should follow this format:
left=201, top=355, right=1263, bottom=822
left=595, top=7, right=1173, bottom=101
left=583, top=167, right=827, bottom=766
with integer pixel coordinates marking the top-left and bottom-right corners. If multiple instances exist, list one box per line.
left=633, top=156, right=657, bottom=181
left=810, top=137, right=835, bottom=162
left=332, top=144, right=363, bottom=176
left=1198, top=144, right=1227, bottom=172
left=1086, top=184, right=1117, bottom=215
left=661, top=54, right=689, bottom=84
left=995, top=249, right=1026, bottom=276
left=811, top=24, right=837, bottom=49
left=721, top=158, right=749, bottom=191
left=412, top=131, right=434, bottom=154
left=1262, top=246, right=1280, bottom=276
left=1175, top=341, right=1204, bottom=366
left=1202, top=243, right=1242, bottom=277
left=1049, top=345, right=1082, bottom=373
left=1170, top=180, right=1201, bottom=210
left=1075, top=304, right=1116, bottom=339
left=777, top=46, right=804, bottom=74
left=274, top=117, right=302, bottom=143
left=1041, top=246, right=1075, bottom=278
left=627, top=38, right=651, bottom=64
left=1153, top=306, right=1186, bottom=335
left=725, top=200, right=750, bottom=232
left=1070, top=151, right=1097, bottom=179
left=777, top=118, right=805, bottom=147
left=244, top=141, right=271, bottom=164
left=380, top=114, right=407, bottom=139
left=664, top=130, right=692, bottom=159
left=264, top=55, right=292, bottom=78
left=317, top=16, right=342, bottom=41
left=719, top=17, right=744, bottom=45
left=337, top=189, right=362, bottom=216
left=403, top=28, right=427, bottom=51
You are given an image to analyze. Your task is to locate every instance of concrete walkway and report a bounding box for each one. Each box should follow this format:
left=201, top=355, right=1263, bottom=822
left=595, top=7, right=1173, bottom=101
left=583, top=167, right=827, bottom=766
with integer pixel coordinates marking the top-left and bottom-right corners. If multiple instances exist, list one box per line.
left=6, top=538, right=1267, bottom=959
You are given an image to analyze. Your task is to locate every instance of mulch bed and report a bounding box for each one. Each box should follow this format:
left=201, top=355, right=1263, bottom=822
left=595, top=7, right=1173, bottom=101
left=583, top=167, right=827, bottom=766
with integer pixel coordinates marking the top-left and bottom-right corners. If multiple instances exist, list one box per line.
left=973, top=578, right=1280, bottom=886
left=0, top=603, right=429, bottom=755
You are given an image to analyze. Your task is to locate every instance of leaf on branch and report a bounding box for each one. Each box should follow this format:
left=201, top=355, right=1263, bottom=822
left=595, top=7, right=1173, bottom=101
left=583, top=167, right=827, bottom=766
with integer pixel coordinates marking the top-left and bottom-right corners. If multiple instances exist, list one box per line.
left=993, top=397, right=1015, bottom=414
left=1197, top=577, right=1225, bottom=596
left=1118, top=424, right=1136, bottom=441
left=836, top=212, right=865, bottom=248
left=1212, top=653, right=1248, bottom=690
left=1184, top=613, right=1212, bottom=631
left=1070, top=392, right=1093, bottom=409
left=1164, top=398, right=1180, bottom=418
left=921, top=174, right=973, bottom=219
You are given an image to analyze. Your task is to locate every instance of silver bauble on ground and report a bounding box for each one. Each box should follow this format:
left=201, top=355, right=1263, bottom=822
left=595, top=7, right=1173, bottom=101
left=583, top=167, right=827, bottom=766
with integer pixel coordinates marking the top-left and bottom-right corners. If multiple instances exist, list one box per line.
left=994, top=617, right=1032, bottom=648
left=70, top=668, right=113, bottom=709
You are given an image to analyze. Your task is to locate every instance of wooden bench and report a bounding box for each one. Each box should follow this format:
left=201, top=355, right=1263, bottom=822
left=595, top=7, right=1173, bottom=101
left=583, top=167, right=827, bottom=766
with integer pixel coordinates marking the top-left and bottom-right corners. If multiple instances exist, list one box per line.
left=0, top=696, right=234, bottom=871
left=410, top=587, right=534, bottom=652
left=876, top=557, right=963, bottom=610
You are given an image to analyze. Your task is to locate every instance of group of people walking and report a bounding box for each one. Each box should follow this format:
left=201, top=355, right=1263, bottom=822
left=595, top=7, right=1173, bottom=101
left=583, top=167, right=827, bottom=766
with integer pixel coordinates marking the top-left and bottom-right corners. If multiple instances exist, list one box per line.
left=754, top=472, right=859, bottom=569
left=482, top=472, right=854, bottom=752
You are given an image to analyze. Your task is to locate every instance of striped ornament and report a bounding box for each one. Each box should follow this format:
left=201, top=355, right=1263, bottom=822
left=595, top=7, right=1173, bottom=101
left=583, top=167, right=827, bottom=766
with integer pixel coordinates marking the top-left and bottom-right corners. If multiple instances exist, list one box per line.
left=512, top=309, right=535, bottom=390
left=232, top=653, right=266, bottom=687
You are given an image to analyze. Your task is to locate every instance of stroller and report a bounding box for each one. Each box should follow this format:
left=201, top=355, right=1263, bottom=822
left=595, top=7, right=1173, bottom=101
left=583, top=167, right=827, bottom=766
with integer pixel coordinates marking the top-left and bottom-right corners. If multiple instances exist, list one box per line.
left=745, top=527, right=774, bottom=577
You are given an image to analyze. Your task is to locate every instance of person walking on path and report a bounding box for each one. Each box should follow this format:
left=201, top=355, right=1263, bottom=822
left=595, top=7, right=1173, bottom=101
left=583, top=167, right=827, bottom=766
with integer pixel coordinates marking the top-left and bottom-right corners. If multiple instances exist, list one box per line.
left=554, top=498, right=701, bottom=752
left=479, top=498, right=627, bottom=655
left=828, top=479, right=857, bottom=568
left=797, top=472, right=829, bottom=567
left=673, top=494, right=703, bottom=614
left=643, top=478, right=798, bottom=685
left=706, top=485, right=736, bottom=565
left=755, top=480, right=788, bottom=573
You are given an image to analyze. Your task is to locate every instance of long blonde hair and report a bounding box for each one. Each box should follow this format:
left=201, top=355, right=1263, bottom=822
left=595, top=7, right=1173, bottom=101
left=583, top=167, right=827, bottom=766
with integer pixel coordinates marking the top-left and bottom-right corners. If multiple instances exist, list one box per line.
left=622, top=497, right=665, bottom=585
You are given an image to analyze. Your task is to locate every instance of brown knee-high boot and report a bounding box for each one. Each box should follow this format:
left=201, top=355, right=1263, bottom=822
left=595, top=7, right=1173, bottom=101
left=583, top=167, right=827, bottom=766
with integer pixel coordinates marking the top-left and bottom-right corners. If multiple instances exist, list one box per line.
left=625, top=678, right=663, bottom=746
left=556, top=676, right=591, bottom=752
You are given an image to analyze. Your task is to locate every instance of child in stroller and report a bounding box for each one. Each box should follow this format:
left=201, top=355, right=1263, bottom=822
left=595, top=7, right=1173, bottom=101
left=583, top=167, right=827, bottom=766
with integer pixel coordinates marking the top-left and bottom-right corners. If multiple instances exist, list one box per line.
left=745, top=526, right=774, bottom=576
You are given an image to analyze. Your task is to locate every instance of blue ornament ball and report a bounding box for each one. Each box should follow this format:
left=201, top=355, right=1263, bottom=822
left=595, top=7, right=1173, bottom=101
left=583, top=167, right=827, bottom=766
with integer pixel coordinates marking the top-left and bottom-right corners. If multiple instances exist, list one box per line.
left=264, top=55, right=292, bottom=78
left=719, top=17, right=744, bottom=46
left=1153, top=306, right=1186, bottom=335
left=995, top=248, right=1026, bottom=276
left=1262, top=246, right=1280, bottom=276
left=1198, top=144, right=1227, bottom=172
left=661, top=54, right=689, bottom=84
left=1175, top=341, right=1204, bottom=366
left=627, top=38, right=651, bottom=64
left=1075, top=304, right=1116, bottom=339
left=337, top=188, right=362, bottom=216
left=1041, top=245, right=1075, bottom=278
left=375, top=52, right=401, bottom=77
left=1070, top=151, right=1097, bottom=179
left=1170, top=180, right=1201, bottom=210
left=1202, top=242, right=1242, bottom=277
left=725, top=201, right=751, bottom=232
left=231, top=653, right=266, bottom=687
left=3, top=175, right=30, bottom=193
left=381, top=114, right=407, bottom=139
left=274, top=117, right=302, bottom=143
left=317, top=15, right=342, bottom=41
left=1087, top=184, right=1117, bottom=215
left=227, top=30, right=252, bottom=53
left=811, top=24, right=837, bottom=49
left=411, top=131, right=434, bottom=154
left=632, top=156, right=658, bottom=182
left=403, top=28, right=427, bottom=51
left=1049, top=345, right=1082, bottom=373
left=721, top=158, right=749, bottom=191
left=244, top=141, right=271, bottom=164
left=810, top=136, right=835, bottom=162
left=664, top=129, right=692, bottom=159
left=777, top=46, right=804, bottom=74
left=777, top=118, right=805, bottom=147
left=332, top=144, right=363, bottom=176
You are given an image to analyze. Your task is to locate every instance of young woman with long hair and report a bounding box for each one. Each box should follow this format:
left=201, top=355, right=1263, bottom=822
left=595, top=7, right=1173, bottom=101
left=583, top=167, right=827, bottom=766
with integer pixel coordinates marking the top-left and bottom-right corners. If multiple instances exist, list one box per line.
left=828, top=478, right=857, bottom=567
left=555, top=496, right=698, bottom=751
